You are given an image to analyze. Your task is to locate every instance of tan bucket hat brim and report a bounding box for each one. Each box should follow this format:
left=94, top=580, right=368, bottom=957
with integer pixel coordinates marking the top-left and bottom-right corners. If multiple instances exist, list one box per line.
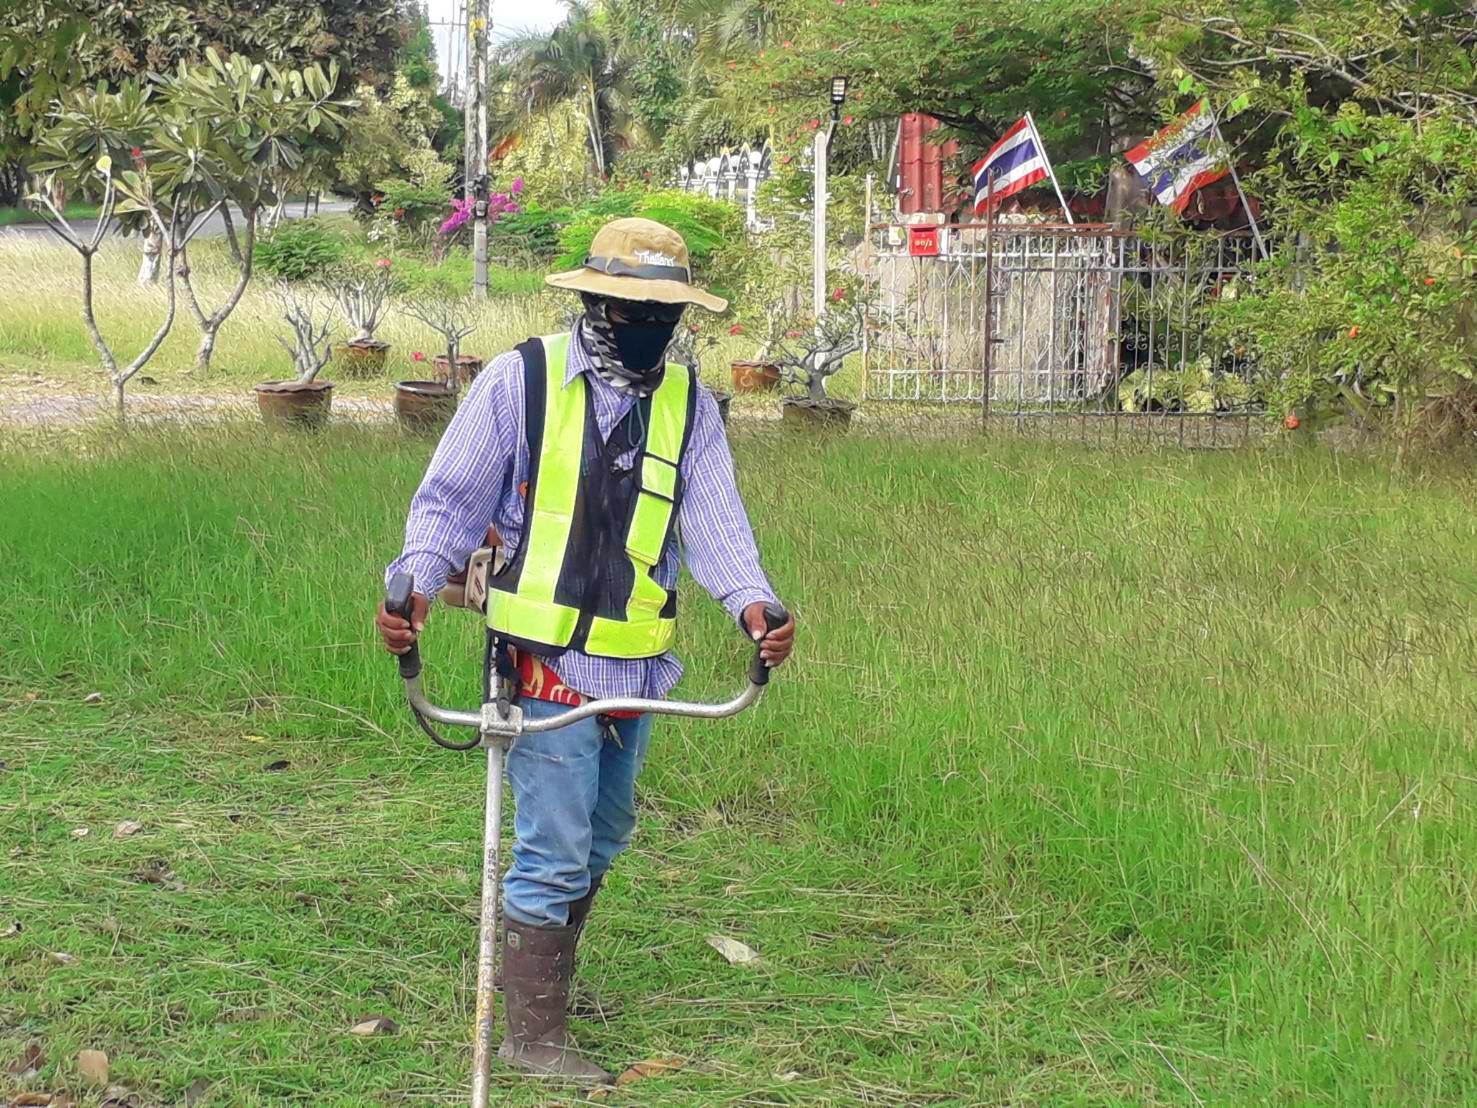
left=545, top=267, right=727, bottom=314
left=544, top=216, right=729, bottom=313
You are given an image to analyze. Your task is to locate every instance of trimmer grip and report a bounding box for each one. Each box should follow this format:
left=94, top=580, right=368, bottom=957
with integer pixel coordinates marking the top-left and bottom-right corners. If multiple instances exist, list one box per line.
left=748, top=603, right=790, bottom=687
left=385, top=572, right=422, bottom=680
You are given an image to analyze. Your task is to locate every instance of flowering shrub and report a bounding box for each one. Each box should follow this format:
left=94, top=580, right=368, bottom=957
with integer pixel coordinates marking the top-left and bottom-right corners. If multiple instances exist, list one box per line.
left=439, top=178, right=523, bottom=237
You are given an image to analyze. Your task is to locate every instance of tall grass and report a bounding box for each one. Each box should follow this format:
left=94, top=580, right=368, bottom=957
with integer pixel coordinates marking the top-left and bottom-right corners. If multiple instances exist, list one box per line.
left=3, top=426, right=1473, bottom=1104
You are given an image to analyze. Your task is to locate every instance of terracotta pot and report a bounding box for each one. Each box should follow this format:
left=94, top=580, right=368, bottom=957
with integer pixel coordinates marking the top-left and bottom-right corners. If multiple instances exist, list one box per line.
left=433, top=354, right=484, bottom=387
left=731, top=360, right=780, bottom=393
left=394, top=380, right=457, bottom=432
left=780, top=396, right=854, bottom=431
left=338, top=338, right=390, bottom=379
left=254, top=379, right=333, bottom=429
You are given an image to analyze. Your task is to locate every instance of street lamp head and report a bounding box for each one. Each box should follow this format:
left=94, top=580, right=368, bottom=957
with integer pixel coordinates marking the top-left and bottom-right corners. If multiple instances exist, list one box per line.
left=830, top=76, right=849, bottom=105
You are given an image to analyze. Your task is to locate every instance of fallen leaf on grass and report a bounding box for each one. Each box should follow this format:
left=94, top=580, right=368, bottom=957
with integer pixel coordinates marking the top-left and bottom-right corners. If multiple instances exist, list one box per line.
left=2, top=921, right=21, bottom=937
left=615, top=1057, right=685, bottom=1086
left=8, top=1041, right=44, bottom=1079
left=262, top=759, right=290, bottom=772
left=76, top=1049, right=108, bottom=1086
left=705, top=934, right=761, bottom=965
left=131, top=860, right=183, bottom=890
left=70, top=828, right=89, bottom=839
left=82, top=692, right=103, bottom=705
left=585, top=1089, right=610, bottom=1102
left=183, top=1077, right=212, bottom=1105
left=47, top=952, right=77, bottom=965
left=99, top=1085, right=137, bottom=1107
left=348, top=1015, right=399, bottom=1036
left=11, top=1092, right=54, bottom=1106
left=113, top=821, right=142, bottom=839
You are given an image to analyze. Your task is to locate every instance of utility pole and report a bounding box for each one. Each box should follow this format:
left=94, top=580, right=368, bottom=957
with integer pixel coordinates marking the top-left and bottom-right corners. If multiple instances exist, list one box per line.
left=469, top=0, right=490, bottom=298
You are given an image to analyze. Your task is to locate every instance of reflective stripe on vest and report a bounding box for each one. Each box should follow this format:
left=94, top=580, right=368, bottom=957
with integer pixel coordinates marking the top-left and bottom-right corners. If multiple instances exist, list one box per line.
left=486, top=332, right=693, bottom=660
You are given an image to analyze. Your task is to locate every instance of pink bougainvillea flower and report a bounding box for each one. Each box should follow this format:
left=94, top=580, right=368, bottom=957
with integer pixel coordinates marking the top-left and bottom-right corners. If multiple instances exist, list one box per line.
left=807, top=118, right=820, bottom=130
left=843, top=115, right=854, bottom=125
left=831, top=287, right=846, bottom=302
left=511, top=177, right=524, bottom=194
left=130, top=146, right=143, bottom=159
left=412, top=351, right=426, bottom=362
left=375, top=257, right=392, bottom=268
left=782, top=39, right=793, bottom=47
left=728, top=323, right=744, bottom=335
left=785, top=329, right=803, bottom=338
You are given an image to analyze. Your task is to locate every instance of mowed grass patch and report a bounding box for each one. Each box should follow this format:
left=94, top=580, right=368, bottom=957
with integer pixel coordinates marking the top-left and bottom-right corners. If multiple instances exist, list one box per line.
left=3, top=427, right=1475, bottom=1105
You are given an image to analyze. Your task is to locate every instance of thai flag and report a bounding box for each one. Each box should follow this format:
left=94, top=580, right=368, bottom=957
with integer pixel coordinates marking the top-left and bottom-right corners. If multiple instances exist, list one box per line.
left=1124, top=101, right=1229, bottom=213
left=972, top=115, right=1048, bottom=215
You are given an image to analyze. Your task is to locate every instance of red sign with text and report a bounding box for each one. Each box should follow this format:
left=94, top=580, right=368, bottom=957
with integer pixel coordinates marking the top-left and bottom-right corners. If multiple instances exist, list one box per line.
left=908, top=224, right=941, bottom=257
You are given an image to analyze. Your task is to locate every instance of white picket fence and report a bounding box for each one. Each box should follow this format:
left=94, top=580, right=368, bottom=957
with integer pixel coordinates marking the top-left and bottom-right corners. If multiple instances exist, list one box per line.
left=673, top=144, right=775, bottom=231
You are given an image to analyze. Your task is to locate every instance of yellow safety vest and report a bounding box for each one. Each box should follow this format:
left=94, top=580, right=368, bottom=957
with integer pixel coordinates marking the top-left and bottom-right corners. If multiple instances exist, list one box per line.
left=486, top=332, right=695, bottom=660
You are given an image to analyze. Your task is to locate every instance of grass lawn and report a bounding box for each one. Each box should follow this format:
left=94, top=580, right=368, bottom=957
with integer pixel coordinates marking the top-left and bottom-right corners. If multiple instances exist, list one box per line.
left=0, top=201, right=101, bottom=228
left=3, top=426, right=1474, bottom=1105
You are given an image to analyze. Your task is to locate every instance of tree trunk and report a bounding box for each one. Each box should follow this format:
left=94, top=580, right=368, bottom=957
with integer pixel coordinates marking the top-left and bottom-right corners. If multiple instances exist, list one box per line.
left=195, top=323, right=219, bottom=372
left=137, top=231, right=163, bottom=286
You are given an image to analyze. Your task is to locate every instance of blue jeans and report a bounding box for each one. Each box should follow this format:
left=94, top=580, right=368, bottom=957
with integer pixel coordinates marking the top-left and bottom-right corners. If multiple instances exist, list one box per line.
left=503, top=697, right=656, bottom=928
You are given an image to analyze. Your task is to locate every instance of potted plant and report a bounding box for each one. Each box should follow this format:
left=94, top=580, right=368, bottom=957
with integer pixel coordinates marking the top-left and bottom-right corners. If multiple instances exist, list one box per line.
left=334, top=259, right=395, bottom=377
left=730, top=299, right=786, bottom=393
left=397, top=297, right=478, bottom=432
left=255, top=284, right=335, bottom=428
left=771, top=290, right=866, bottom=430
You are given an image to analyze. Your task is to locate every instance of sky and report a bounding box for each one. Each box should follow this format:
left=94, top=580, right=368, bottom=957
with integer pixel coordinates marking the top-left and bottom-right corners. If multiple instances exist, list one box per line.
left=425, top=0, right=566, bottom=91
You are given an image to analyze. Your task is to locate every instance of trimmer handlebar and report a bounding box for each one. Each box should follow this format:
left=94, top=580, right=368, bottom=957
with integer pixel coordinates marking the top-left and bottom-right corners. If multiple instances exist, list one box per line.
left=384, top=573, right=786, bottom=740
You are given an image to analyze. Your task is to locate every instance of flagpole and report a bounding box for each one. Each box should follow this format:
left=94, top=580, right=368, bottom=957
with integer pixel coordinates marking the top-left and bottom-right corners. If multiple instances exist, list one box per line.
left=1211, top=112, right=1267, bottom=261
left=1026, top=111, right=1074, bottom=226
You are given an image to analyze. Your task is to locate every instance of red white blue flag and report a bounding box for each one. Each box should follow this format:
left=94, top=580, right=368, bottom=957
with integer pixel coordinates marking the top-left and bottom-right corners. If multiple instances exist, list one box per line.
left=972, top=114, right=1049, bottom=215
left=1124, top=101, right=1229, bottom=213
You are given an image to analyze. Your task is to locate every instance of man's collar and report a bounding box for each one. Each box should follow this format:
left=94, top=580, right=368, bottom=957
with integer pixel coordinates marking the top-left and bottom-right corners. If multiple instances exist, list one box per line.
left=565, top=322, right=594, bottom=387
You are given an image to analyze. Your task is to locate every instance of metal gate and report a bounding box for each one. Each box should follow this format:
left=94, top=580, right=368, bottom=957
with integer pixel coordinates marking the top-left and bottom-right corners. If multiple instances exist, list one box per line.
left=864, top=222, right=1261, bottom=441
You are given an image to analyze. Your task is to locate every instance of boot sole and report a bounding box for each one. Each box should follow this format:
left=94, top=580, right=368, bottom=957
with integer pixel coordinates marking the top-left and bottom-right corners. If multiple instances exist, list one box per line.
left=497, top=1040, right=613, bottom=1086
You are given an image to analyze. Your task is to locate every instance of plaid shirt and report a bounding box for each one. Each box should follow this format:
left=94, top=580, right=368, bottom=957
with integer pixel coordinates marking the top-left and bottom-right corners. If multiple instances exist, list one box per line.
left=386, top=330, right=776, bottom=700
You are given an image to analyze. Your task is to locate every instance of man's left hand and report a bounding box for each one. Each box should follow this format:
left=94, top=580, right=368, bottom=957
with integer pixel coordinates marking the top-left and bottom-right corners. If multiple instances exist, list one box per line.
left=742, top=602, right=795, bottom=669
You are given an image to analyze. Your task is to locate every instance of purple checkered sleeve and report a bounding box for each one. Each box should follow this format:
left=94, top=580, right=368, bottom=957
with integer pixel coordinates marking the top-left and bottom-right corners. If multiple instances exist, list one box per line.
left=386, top=333, right=777, bottom=700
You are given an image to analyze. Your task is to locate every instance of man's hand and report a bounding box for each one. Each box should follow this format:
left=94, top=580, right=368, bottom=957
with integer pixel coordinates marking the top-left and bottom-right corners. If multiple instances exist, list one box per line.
left=377, top=591, right=429, bottom=655
left=742, top=602, right=795, bottom=669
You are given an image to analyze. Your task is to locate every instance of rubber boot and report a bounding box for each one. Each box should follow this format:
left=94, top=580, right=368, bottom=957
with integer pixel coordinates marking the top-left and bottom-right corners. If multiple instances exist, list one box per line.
left=497, top=919, right=614, bottom=1085
left=567, top=874, right=610, bottom=1018
left=494, top=875, right=603, bottom=1001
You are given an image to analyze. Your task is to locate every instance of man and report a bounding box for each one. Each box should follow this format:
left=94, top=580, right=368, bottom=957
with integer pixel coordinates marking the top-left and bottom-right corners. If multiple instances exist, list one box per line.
left=376, top=217, right=794, bottom=1084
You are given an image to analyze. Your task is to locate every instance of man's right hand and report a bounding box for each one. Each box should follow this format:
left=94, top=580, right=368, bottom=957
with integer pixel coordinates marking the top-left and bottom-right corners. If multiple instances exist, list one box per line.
left=376, top=591, right=429, bottom=655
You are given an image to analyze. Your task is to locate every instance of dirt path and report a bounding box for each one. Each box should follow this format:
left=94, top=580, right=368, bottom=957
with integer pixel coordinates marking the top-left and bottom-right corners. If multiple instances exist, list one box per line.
left=0, top=382, right=395, bottom=428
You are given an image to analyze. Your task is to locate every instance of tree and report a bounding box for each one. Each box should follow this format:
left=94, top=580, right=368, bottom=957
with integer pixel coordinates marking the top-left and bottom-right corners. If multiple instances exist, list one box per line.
left=1, top=0, right=408, bottom=202
left=28, top=157, right=180, bottom=421
left=30, top=54, right=351, bottom=372
left=498, top=0, right=640, bottom=180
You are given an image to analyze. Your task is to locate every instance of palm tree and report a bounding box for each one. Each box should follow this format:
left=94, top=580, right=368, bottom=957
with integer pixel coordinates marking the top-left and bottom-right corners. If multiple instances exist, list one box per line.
left=498, top=0, right=636, bottom=180
left=662, top=0, right=781, bottom=65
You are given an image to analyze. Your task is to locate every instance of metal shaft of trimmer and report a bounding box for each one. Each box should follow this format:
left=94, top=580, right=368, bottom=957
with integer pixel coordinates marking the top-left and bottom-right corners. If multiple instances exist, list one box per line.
left=470, top=739, right=503, bottom=1108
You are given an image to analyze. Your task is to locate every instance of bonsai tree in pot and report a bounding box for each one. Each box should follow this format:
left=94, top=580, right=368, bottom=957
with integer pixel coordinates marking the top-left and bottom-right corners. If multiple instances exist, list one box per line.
left=397, top=297, right=478, bottom=431
left=770, top=288, right=868, bottom=430
left=334, top=260, right=395, bottom=377
left=256, top=284, right=336, bottom=428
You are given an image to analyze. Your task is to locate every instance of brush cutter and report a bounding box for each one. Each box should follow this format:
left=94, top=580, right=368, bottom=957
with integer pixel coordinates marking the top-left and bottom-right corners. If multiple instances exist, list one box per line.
left=385, top=553, right=786, bottom=1106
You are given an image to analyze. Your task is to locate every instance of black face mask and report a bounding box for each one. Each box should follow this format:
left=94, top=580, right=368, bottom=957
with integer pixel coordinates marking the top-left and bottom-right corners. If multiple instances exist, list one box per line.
left=609, top=318, right=679, bottom=372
